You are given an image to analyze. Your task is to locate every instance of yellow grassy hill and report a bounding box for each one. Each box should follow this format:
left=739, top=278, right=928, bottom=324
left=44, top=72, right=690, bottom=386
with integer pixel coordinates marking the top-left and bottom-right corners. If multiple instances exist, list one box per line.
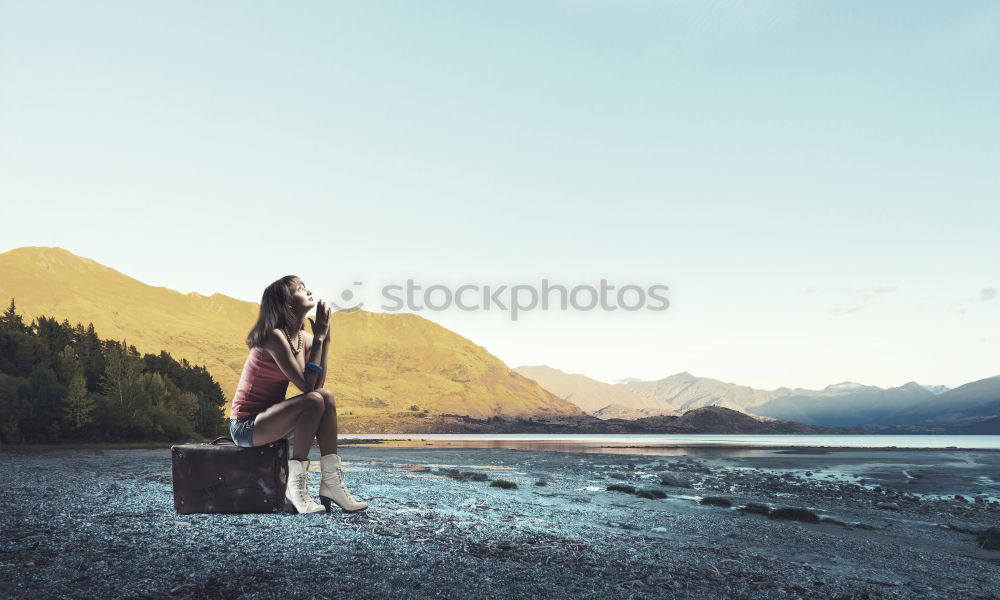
left=0, top=246, right=581, bottom=421
left=328, top=310, right=579, bottom=418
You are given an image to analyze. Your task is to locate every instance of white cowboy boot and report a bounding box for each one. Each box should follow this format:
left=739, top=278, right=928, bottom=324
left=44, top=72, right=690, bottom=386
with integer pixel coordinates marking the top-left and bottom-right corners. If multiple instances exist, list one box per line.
left=319, top=453, right=369, bottom=513
left=284, top=458, right=325, bottom=514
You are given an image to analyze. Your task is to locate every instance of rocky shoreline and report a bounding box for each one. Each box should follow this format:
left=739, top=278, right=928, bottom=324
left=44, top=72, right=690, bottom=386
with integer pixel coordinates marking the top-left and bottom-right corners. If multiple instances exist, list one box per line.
left=1, top=445, right=998, bottom=599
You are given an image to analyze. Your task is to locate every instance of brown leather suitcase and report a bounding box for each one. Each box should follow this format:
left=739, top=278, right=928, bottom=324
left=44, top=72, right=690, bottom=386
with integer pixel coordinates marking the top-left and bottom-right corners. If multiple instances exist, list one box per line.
left=171, top=436, right=289, bottom=514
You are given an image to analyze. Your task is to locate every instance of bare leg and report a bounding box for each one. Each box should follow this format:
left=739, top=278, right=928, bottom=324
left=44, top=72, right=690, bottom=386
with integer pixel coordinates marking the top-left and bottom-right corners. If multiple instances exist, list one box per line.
left=252, top=391, right=324, bottom=460
left=315, top=388, right=338, bottom=455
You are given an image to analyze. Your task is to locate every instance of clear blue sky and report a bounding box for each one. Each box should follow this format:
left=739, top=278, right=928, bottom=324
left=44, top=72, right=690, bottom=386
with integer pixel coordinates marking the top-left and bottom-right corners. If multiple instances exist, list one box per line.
left=2, top=1, right=997, bottom=390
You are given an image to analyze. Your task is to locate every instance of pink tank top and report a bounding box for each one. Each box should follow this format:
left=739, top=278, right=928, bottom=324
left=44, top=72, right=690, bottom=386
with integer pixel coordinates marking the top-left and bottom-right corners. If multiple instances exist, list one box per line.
left=229, top=344, right=310, bottom=419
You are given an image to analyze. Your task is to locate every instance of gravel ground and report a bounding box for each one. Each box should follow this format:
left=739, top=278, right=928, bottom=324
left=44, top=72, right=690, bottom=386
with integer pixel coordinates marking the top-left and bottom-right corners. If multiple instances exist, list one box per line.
left=1, top=445, right=999, bottom=600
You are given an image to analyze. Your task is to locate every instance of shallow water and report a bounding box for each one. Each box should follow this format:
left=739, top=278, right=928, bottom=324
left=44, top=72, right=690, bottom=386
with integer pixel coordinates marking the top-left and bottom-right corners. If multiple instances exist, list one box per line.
left=333, top=444, right=1000, bottom=501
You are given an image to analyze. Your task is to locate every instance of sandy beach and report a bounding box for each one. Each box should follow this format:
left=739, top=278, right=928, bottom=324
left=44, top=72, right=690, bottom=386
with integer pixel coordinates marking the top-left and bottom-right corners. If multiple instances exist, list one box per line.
left=1, top=444, right=998, bottom=599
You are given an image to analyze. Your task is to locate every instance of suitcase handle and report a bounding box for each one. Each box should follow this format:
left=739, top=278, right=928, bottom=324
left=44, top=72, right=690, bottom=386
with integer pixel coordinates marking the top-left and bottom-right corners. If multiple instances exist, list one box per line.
left=210, top=436, right=236, bottom=445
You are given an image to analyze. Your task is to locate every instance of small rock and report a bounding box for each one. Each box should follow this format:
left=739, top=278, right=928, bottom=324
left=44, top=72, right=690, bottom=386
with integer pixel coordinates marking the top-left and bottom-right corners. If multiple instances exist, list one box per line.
left=656, top=471, right=692, bottom=488
left=607, top=484, right=637, bottom=494
left=876, top=502, right=901, bottom=511
left=945, top=523, right=987, bottom=534
left=636, top=489, right=667, bottom=499
left=443, top=470, right=488, bottom=482
left=740, top=503, right=771, bottom=515
left=955, top=495, right=968, bottom=503
left=699, top=496, right=732, bottom=507
left=490, top=479, right=517, bottom=489
left=977, top=527, right=1000, bottom=550
left=769, top=507, right=820, bottom=523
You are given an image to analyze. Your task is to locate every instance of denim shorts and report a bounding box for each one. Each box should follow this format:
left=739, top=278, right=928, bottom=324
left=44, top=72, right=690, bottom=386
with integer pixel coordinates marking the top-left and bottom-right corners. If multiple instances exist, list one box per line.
left=229, top=417, right=257, bottom=448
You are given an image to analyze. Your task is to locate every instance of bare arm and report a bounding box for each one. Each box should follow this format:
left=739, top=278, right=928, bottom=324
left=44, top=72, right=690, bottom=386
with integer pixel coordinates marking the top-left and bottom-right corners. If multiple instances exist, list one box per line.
left=261, top=329, right=324, bottom=394
left=315, top=335, right=330, bottom=389
left=306, top=300, right=333, bottom=390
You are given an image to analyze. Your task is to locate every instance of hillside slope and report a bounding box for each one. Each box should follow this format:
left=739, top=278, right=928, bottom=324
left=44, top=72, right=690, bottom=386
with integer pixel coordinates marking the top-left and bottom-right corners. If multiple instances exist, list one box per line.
left=0, top=246, right=582, bottom=421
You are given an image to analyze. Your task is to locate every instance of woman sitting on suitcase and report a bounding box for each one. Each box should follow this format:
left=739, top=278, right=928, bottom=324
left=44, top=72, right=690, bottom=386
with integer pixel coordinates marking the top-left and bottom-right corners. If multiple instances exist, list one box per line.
left=229, top=275, right=367, bottom=514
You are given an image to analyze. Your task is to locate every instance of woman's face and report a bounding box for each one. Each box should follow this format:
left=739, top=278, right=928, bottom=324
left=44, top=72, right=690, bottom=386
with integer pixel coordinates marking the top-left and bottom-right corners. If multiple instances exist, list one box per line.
left=287, top=280, right=315, bottom=312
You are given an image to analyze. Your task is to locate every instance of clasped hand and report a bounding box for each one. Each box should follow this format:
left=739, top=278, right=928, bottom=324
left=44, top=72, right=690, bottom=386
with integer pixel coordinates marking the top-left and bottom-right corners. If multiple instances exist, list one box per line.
left=307, top=299, right=332, bottom=339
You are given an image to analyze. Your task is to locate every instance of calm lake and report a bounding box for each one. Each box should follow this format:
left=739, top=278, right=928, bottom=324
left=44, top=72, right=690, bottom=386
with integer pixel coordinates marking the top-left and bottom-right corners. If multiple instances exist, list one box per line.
left=339, top=433, right=1000, bottom=456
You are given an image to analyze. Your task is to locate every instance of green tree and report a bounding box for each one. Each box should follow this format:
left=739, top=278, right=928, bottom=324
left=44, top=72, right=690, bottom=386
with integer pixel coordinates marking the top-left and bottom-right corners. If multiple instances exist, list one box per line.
left=175, top=391, right=200, bottom=428
left=33, top=316, right=72, bottom=356
left=64, top=373, right=95, bottom=431
left=55, top=345, right=82, bottom=387
left=0, top=373, right=28, bottom=443
left=73, top=323, right=104, bottom=393
left=10, top=334, right=50, bottom=378
left=22, top=367, right=66, bottom=443
left=101, top=341, right=143, bottom=421
left=0, top=299, right=27, bottom=333
left=0, top=305, right=230, bottom=443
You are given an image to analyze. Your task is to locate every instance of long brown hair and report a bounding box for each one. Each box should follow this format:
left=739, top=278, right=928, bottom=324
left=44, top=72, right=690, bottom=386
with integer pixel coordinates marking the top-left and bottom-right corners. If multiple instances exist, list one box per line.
left=246, top=275, right=304, bottom=349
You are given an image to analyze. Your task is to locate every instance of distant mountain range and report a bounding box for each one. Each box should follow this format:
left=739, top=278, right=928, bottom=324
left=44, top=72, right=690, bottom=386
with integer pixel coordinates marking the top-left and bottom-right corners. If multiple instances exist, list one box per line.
left=512, top=365, right=680, bottom=418
left=623, top=371, right=777, bottom=413
left=872, top=376, right=1000, bottom=428
left=515, top=366, right=1000, bottom=432
left=748, top=381, right=940, bottom=427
